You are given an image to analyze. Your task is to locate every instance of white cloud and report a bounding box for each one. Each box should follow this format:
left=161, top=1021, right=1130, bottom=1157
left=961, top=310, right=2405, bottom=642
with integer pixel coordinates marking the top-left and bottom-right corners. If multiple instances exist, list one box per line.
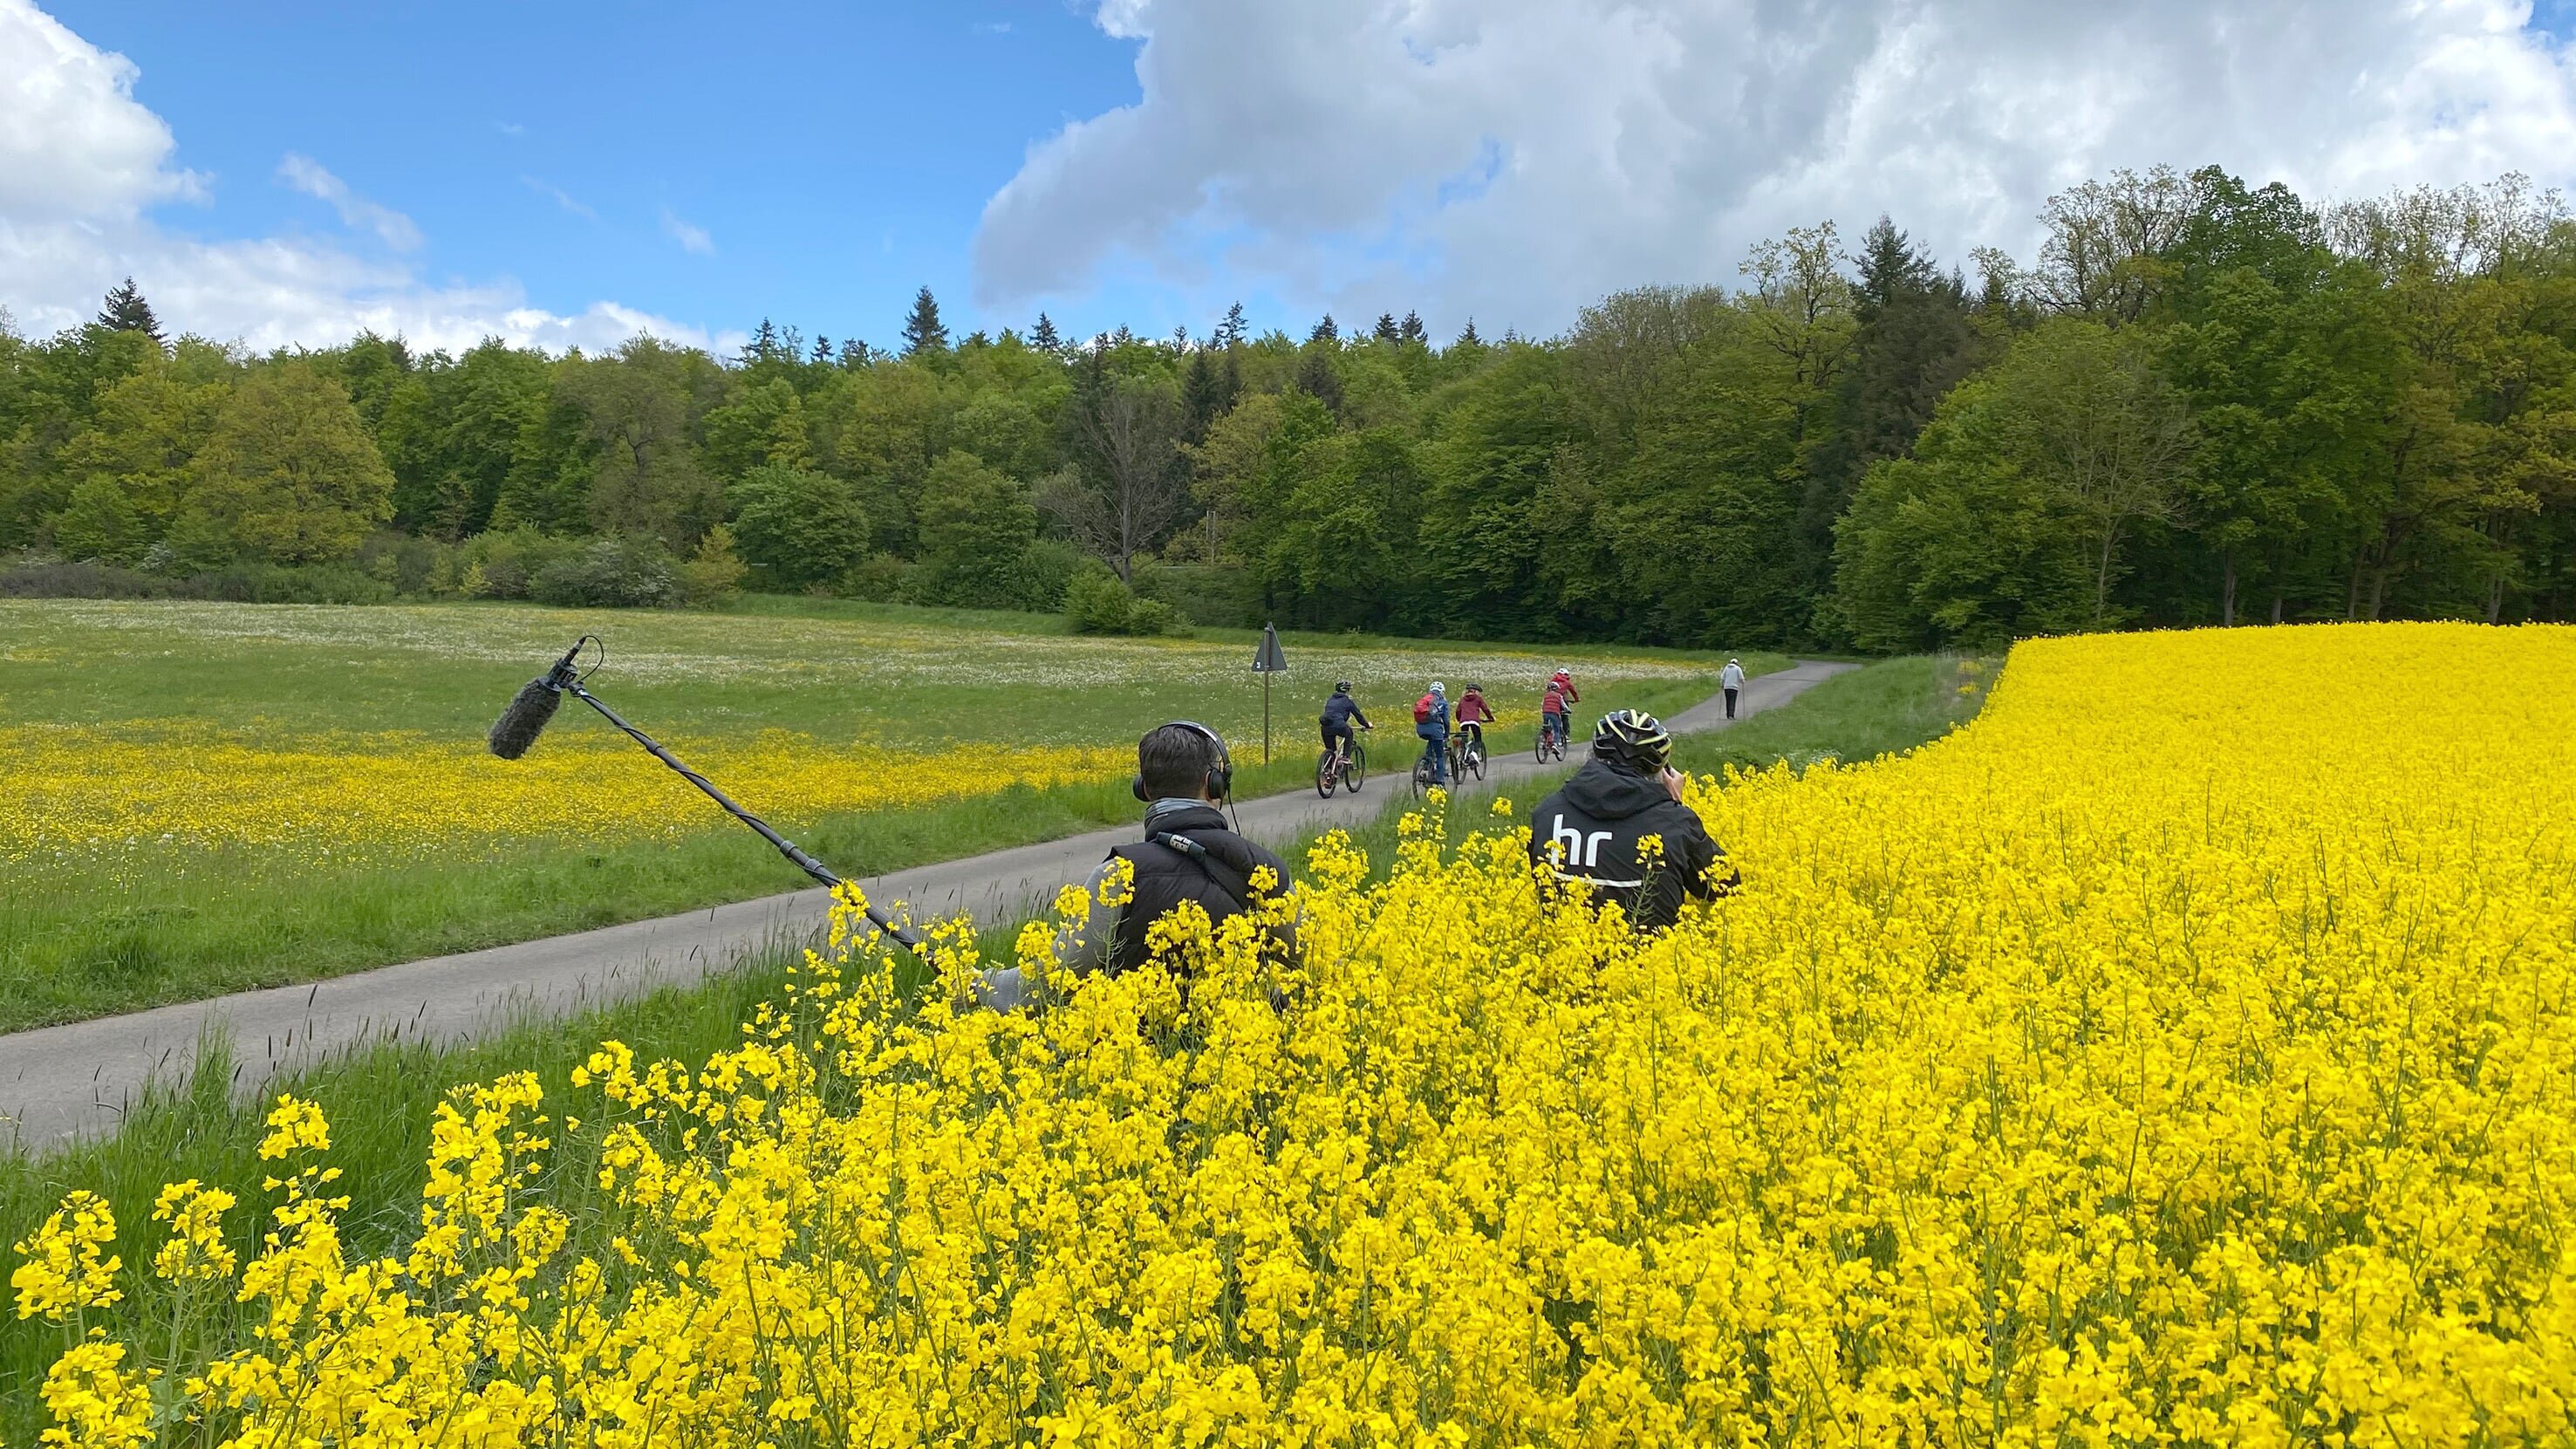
left=277, top=152, right=423, bottom=250
left=495, top=120, right=524, bottom=136
left=660, top=207, right=714, bottom=256
left=523, top=174, right=596, bottom=220
left=974, top=0, right=2576, bottom=334
left=0, top=0, right=724, bottom=354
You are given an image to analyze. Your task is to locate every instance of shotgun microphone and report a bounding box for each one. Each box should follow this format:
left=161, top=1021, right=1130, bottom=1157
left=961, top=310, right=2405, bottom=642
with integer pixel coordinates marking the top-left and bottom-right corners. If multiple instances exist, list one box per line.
left=483, top=637, right=924, bottom=949
left=487, top=642, right=583, bottom=760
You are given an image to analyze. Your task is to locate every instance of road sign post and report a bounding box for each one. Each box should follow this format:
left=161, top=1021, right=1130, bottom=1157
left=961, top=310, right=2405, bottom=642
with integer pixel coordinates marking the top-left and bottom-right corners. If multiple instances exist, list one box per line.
left=1251, top=623, right=1288, bottom=763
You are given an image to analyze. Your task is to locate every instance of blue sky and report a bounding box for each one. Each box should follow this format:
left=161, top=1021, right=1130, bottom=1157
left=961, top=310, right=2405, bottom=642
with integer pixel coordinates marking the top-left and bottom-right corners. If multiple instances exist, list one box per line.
left=6, top=0, right=2574, bottom=355
left=42, top=1, right=1170, bottom=347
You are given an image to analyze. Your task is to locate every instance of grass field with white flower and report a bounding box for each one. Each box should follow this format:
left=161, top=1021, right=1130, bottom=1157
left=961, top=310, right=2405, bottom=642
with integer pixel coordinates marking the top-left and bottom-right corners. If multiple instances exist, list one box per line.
left=0, top=596, right=1768, bottom=1030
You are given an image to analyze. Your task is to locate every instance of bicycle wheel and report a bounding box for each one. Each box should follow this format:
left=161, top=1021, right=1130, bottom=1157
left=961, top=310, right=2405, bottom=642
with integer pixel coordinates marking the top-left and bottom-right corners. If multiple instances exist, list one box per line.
left=1467, top=738, right=1487, bottom=782
left=1534, top=730, right=1551, bottom=762
left=1346, top=741, right=1366, bottom=791
left=1316, top=748, right=1338, bottom=798
left=1411, top=756, right=1431, bottom=800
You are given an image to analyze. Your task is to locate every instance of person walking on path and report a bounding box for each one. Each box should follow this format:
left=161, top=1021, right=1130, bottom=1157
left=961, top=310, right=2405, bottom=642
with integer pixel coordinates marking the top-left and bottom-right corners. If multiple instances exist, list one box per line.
left=976, top=721, right=1292, bottom=1010
left=1720, top=658, right=1746, bottom=720
left=1415, top=680, right=1452, bottom=787
left=1528, top=709, right=1738, bottom=931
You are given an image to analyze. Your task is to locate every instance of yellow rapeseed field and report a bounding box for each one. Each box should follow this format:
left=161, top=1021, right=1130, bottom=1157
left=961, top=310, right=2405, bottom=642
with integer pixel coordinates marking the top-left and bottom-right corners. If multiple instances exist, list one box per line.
left=0, top=725, right=1128, bottom=869
left=17, top=621, right=2576, bottom=1446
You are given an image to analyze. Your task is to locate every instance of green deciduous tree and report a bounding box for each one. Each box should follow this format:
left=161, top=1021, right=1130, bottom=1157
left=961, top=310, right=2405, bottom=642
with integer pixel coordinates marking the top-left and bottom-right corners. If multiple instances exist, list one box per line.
left=727, top=463, right=870, bottom=590
left=913, top=450, right=1042, bottom=609
left=185, top=360, right=395, bottom=564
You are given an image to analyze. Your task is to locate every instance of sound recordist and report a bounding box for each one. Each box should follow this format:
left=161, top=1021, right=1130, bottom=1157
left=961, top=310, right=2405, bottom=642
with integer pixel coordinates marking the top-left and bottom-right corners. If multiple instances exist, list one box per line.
left=974, top=721, right=1295, bottom=1011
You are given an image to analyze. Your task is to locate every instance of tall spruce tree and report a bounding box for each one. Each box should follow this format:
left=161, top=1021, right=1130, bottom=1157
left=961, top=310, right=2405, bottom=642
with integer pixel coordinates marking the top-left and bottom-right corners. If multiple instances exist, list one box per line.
left=1456, top=318, right=1482, bottom=346
left=1031, top=312, right=1063, bottom=354
left=1308, top=314, right=1339, bottom=345
left=1181, top=347, right=1225, bottom=443
left=1373, top=312, right=1400, bottom=343
left=1399, top=310, right=1427, bottom=345
left=811, top=335, right=834, bottom=365
left=902, top=287, right=949, bottom=356
left=97, top=277, right=164, bottom=344
left=1215, top=302, right=1247, bottom=347
left=1295, top=346, right=1344, bottom=417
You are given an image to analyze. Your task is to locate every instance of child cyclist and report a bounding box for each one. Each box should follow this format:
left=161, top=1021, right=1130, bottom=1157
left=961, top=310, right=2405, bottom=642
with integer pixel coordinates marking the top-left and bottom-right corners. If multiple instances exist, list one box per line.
left=1454, top=682, right=1497, bottom=758
left=1540, top=669, right=1579, bottom=752
left=1320, top=680, right=1372, bottom=761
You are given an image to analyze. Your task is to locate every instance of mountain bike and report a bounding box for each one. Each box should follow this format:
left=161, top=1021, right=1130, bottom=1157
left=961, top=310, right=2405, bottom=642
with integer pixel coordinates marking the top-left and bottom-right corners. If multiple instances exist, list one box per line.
left=1411, top=742, right=1443, bottom=800
left=1316, top=728, right=1368, bottom=797
left=1451, top=726, right=1487, bottom=783
left=1535, top=715, right=1567, bottom=763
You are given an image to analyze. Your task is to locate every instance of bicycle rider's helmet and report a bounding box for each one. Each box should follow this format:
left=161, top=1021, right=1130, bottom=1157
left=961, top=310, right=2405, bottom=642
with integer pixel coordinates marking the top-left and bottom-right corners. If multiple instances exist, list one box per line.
left=1430, top=680, right=1445, bottom=695
left=1334, top=680, right=1351, bottom=694
left=1553, top=667, right=1571, bottom=683
left=1593, top=709, right=1672, bottom=772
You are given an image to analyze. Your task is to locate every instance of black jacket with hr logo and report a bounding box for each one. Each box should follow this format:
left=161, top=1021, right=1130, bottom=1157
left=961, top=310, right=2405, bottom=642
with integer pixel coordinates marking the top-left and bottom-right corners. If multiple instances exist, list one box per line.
left=1527, top=758, right=1734, bottom=931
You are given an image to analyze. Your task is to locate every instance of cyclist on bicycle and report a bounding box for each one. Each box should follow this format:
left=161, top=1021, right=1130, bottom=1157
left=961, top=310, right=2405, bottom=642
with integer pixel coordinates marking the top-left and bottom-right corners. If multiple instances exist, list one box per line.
left=1541, top=669, right=1579, bottom=751
left=1415, top=680, right=1452, bottom=786
left=1454, top=683, right=1496, bottom=755
left=1321, top=680, right=1372, bottom=761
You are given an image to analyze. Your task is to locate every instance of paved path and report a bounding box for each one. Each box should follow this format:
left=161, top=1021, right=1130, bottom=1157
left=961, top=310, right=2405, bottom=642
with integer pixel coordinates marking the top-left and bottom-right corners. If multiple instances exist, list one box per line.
left=0, top=661, right=1854, bottom=1149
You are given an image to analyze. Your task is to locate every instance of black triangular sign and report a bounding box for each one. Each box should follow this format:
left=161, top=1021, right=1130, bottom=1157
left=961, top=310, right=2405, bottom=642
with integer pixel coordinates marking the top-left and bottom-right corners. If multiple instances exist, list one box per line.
left=1252, top=623, right=1288, bottom=673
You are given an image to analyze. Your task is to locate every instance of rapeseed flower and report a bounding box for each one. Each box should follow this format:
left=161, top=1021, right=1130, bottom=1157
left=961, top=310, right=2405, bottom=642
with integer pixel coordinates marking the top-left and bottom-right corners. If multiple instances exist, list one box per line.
left=17, top=620, right=2576, bottom=1446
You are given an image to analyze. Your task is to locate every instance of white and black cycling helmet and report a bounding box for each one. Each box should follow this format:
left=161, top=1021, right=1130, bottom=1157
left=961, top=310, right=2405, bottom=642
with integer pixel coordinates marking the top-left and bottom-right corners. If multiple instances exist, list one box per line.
left=1593, top=709, right=1672, bottom=772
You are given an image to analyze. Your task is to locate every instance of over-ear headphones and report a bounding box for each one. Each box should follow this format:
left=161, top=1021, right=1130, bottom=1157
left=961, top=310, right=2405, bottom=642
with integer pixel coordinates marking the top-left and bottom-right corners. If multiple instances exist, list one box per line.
left=1131, top=720, right=1233, bottom=803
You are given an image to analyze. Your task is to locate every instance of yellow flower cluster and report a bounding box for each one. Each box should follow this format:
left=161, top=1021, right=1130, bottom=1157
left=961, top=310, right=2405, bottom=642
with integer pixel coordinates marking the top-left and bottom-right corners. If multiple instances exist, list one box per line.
left=17, top=620, right=2576, bottom=1445
left=0, top=726, right=1127, bottom=869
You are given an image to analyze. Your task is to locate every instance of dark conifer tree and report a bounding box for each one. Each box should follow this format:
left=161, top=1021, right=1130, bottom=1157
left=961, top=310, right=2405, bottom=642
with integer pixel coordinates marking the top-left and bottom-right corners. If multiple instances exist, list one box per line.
left=1373, top=311, right=1400, bottom=343
left=1308, top=314, right=1339, bottom=345
left=901, top=287, right=949, bottom=356
left=1854, top=216, right=1937, bottom=321
left=741, top=318, right=783, bottom=366
left=97, top=277, right=164, bottom=342
left=1399, top=310, right=1427, bottom=345
left=1172, top=325, right=1192, bottom=350
left=1182, top=347, right=1223, bottom=442
left=1456, top=318, right=1482, bottom=347
left=812, top=335, right=834, bottom=365
left=1215, top=301, right=1247, bottom=347
left=1295, top=346, right=1344, bottom=417
left=1031, top=312, right=1063, bottom=354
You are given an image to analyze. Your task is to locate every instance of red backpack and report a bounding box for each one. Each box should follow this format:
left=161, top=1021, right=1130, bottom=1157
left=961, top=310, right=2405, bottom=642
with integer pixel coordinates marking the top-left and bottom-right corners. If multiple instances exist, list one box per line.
left=1414, top=693, right=1436, bottom=724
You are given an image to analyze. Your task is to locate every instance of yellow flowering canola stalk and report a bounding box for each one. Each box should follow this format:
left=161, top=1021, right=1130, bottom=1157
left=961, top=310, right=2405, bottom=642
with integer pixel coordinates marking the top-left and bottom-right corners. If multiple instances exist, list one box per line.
left=0, top=728, right=1128, bottom=867
left=16, top=621, right=2576, bottom=1446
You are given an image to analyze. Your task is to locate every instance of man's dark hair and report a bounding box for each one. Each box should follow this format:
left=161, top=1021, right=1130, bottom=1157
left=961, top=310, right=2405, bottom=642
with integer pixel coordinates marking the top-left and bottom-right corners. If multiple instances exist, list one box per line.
left=1138, top=723, right=1221, bottom=800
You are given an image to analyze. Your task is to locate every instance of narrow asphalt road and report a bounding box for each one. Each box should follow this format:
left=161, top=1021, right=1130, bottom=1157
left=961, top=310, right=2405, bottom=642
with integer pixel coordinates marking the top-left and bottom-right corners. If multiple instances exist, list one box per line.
left=0, top=661, right=1855, bottom=1149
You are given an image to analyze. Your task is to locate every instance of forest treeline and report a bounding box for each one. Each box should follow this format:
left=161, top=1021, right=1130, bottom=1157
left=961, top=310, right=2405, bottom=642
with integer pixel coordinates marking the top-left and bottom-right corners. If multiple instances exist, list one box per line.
left=5, top=163, right=2573, bottom=647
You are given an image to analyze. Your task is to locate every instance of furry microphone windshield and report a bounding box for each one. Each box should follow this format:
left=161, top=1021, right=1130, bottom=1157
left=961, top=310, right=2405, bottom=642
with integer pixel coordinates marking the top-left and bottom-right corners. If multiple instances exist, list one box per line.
left=487, top=675, right=563, bottom=759
left=487, top=641, right=583, bottom=759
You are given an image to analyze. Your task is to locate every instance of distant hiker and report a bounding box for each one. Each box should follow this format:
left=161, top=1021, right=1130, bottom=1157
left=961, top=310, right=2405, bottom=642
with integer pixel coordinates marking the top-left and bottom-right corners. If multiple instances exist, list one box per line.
left=1541, top=669, right=1580, bottom=753
left=1528, top=708, right=1737, bottom=932
left=1720, top=658, right=1746, bottom=720
left=975, top=721, right=1292, bottom=1010
left=1321, top=680, right=1372, bottom=758
left=1454, top=683, right=1496, bottom=753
